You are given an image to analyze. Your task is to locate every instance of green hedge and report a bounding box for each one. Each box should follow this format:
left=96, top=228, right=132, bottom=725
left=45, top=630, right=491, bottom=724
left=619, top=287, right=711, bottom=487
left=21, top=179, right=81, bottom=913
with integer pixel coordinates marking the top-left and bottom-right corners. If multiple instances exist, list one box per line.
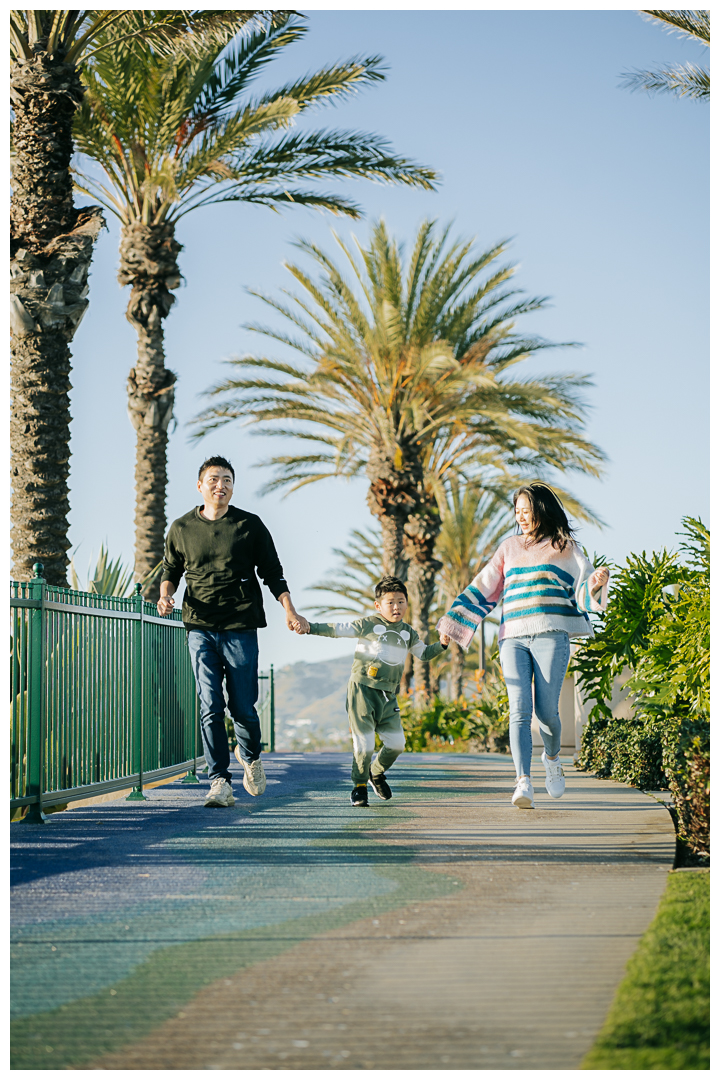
left=574, top=519, right=709, bottom=859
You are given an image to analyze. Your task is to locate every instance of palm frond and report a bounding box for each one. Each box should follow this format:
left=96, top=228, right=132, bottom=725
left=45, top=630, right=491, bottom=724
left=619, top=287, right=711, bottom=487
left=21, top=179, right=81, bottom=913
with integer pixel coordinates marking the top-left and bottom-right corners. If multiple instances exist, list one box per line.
left=620, top=63, right=709, bottom=99
left=621, top=9, right=710, bottom=101
left=72, top=18, right=437, bottom=228
left=640, top=10, right=710, bottom=44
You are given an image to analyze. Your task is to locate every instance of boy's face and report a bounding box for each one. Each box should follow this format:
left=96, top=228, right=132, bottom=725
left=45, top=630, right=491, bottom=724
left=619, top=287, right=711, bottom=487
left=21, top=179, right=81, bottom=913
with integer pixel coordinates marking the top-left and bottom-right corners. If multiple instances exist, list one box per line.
left=374, top=590, right=408, bottom=622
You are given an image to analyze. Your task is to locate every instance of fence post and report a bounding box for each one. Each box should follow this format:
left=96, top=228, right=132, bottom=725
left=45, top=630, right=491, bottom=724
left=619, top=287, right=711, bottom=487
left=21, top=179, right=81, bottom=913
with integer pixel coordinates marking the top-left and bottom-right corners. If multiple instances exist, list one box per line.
left=269, top=663, right=275, bottom=752
left=127, top=584, right=148, bottom=801
left=23, top=563, right=47, bottom=824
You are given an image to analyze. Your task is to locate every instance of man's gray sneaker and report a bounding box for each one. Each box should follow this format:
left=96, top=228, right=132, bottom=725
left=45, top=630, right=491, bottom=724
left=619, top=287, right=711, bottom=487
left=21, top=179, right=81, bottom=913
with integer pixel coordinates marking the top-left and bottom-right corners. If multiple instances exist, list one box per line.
left=204, top=777, right=235, bottom=808
left=235, top=748, right=266, bottom=796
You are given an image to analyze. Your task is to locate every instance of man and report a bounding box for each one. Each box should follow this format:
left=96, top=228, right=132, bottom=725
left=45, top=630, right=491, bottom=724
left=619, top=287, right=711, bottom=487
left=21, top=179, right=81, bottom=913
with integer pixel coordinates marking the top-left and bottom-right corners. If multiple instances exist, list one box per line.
left=158, top=456, right=308, bottom=807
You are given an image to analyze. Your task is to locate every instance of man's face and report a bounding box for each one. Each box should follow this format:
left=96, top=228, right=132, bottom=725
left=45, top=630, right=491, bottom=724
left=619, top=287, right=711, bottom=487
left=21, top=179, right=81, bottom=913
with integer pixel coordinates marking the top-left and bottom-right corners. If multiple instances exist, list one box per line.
left=374, top=590, right=408, bottom=622
left=198, top=467, right=234, bottom=508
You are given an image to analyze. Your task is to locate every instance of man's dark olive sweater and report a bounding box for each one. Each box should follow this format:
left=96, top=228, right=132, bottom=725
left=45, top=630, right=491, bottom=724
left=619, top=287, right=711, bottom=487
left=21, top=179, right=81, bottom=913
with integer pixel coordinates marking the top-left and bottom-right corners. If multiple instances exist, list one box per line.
left=161, top=505, right=289, bottom=631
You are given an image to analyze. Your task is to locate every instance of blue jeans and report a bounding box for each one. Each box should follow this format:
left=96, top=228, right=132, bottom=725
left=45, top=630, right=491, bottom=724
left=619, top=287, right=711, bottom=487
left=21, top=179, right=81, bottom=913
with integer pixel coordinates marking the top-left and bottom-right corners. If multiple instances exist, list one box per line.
left=499, top=631, right=570, bottom=779
left=187, top=629, right=262, bottom=782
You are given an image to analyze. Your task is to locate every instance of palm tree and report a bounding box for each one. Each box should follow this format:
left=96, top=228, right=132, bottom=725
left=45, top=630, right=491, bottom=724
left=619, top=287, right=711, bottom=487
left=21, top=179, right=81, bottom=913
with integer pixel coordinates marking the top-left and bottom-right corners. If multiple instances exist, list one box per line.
left=193, top=219, right=605, bottom=696
left=9, top=9, right=252, bottom=585
left=620, top=10, right=709, bottom=101
left=71, top=13, right=437, bottom=594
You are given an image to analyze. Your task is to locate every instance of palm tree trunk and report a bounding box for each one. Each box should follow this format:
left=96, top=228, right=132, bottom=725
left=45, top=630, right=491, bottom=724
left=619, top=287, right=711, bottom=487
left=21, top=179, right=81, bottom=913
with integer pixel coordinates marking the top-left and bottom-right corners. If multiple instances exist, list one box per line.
left=119, top=222, right=182, bottom=598
left=447, top=641, right=465, bottom=700
left=366, top=438, right=423, bottom=578
left=10, top=52, right=104, bottom=585
left=405, top=495, right=443, bottom=703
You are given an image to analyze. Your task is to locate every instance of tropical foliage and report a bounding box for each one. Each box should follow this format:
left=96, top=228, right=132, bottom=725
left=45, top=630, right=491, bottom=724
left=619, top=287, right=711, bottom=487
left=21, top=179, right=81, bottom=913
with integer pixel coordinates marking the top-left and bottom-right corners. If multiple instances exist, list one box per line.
left=400, top=641, right=510, bottom=753
left=620, top=9, right=710, bottom=101
left=71, top=11, right=436, bottom=594
left=193, top=218, right=605, bottom=695
left=573, top=518, right=709, bottom=858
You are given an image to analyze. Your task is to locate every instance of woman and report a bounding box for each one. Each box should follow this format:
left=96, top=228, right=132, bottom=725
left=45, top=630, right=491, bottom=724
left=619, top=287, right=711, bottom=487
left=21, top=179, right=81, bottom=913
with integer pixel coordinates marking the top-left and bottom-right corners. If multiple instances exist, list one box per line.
left=437, top=482, right=609, bottom=809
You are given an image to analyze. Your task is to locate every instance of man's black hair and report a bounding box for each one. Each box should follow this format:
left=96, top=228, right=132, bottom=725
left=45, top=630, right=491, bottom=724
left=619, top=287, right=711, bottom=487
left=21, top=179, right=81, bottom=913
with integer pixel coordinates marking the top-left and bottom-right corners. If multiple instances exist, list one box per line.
left=374, top=575, right=408, bottom=599
left=198, top=455, right=235, bottom=483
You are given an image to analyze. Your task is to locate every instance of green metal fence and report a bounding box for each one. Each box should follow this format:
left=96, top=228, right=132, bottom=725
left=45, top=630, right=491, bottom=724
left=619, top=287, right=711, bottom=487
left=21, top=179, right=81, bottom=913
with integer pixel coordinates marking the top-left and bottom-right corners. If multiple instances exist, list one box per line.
left=11, top=563, right=274, bottom=822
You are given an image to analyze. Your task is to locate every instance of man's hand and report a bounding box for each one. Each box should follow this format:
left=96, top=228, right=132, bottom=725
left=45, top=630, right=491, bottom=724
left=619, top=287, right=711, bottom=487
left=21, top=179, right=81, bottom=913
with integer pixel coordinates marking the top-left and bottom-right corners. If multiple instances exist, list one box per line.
left=278, top=591, right=309, bottom=634
left=157, top=580, right=176, bottom=617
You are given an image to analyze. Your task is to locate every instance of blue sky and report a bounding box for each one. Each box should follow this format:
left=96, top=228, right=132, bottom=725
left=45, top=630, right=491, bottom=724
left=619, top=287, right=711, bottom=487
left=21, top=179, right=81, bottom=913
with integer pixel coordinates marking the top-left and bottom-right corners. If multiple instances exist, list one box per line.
left=66, top=8, right=709, bottom=668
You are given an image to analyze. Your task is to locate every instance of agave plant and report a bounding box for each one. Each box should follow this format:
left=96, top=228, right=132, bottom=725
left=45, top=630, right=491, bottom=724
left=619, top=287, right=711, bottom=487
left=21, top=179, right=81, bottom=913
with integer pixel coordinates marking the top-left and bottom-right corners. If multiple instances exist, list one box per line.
left=69, top=544, right=161, bottom=598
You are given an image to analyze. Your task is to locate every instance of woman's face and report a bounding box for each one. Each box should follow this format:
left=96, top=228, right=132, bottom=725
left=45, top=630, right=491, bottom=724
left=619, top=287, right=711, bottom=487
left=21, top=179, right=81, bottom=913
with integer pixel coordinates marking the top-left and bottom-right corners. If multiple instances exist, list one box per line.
left=514, top=493, right=535, bottom=535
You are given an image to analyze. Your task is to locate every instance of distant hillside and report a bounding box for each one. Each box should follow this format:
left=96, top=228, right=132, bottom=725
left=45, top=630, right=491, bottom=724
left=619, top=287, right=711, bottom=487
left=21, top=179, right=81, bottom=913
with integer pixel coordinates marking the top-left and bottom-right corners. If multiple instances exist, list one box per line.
left=272, top=654, right=355, bottom=750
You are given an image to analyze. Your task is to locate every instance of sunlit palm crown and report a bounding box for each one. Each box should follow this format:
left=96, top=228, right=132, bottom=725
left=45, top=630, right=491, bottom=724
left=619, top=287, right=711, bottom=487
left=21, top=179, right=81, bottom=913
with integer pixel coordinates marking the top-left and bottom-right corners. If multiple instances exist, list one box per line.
left=193, top=219, right=606, bottom=496
left=71, top=11, right=436, bottom=225
left=10, top=9, right=255, bottom=66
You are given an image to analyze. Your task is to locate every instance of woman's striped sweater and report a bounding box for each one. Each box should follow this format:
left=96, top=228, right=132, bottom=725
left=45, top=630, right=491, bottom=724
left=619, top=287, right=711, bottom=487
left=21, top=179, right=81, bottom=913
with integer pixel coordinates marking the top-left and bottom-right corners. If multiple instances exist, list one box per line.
left=437, top=534, right=609, bottom=650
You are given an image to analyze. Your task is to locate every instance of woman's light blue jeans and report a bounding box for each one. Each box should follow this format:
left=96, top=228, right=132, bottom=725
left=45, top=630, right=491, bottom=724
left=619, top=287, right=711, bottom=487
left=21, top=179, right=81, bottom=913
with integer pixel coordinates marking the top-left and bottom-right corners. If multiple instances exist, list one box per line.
left=498, top=630, right=570, bottom=779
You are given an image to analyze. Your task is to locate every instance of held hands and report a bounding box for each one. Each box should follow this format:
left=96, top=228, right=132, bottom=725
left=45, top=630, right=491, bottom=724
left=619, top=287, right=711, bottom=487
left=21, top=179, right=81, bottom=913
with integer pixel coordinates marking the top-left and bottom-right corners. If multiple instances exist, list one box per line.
left=286, top=610, right=310, bottom=634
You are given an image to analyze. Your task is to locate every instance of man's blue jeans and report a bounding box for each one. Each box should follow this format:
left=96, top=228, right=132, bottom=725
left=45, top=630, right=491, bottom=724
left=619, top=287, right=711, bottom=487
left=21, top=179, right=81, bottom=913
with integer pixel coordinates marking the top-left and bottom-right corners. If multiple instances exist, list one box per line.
left=499, top=630, right=571, bottom=779
left=187, top=629, right=262, bottom=782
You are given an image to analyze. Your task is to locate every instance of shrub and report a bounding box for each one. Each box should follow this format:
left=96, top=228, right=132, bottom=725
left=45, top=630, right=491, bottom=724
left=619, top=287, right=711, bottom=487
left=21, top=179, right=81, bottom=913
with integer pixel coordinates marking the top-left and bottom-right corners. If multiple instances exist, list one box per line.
left=574, top=518, right=709, bottom=858
left=401, top=643, right=510, bottom=753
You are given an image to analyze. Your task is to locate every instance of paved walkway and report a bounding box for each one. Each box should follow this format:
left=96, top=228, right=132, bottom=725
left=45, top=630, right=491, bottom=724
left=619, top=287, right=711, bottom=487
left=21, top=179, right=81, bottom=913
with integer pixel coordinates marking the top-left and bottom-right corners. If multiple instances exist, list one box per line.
left=11, top=752, right=675, bottom=1070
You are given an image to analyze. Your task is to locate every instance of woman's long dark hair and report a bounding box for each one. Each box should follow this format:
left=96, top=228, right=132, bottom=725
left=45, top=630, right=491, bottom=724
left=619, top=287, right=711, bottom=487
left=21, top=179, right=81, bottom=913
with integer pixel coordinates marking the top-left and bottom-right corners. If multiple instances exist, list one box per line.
left=513, top=483, right=576, bottom=551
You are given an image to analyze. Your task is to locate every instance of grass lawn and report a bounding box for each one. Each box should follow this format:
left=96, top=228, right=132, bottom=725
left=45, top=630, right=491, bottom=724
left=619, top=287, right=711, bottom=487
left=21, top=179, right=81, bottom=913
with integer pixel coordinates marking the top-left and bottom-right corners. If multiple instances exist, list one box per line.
left=582, top=869, right=709, bottom=1070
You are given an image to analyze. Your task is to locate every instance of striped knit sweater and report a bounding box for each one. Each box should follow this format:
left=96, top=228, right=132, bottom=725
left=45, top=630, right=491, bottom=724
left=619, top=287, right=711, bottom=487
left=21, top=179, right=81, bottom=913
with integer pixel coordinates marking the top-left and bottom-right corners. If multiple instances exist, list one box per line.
left=437, top=535, right=609, bottom=650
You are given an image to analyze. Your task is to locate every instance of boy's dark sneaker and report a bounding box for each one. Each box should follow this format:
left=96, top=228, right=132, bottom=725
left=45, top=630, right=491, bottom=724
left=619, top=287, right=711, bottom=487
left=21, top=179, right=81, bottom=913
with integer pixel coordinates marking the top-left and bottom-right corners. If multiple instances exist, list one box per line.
left=351, top=784, right=369, bottom=807
left=368, top=771, right=392, bottom=800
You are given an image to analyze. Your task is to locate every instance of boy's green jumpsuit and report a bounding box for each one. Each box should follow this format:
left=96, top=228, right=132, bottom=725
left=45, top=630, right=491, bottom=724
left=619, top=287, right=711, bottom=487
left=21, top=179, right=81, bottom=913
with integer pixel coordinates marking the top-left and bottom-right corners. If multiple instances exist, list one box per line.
left=307, top=616, right=447, bottom=784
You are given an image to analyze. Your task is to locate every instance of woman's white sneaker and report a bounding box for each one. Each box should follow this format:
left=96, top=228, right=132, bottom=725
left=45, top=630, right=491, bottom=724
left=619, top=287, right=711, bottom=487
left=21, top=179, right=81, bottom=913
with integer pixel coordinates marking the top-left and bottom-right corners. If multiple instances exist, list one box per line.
left=511, top=776, right=535, bottom=809
left=542, top=751, right=566, bottom=798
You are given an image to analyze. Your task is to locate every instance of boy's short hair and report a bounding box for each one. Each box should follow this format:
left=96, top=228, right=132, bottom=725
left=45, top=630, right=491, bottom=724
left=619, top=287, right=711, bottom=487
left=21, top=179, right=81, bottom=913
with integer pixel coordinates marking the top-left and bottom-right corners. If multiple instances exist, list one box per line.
left=198, top=455, right=235, bottom=482
left=374, top=576, right=408, bottom=599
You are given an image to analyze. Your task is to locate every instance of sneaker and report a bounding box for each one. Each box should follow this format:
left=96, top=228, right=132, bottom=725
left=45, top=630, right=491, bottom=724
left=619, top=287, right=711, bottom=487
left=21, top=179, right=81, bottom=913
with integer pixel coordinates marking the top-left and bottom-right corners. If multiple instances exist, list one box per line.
left=542, top=751, right=566, bottom=798
left=511, top=776, right=535, bottom=809
left=235, top=749, right=266, bottom=796
left=368, top=771, right=392, bottom=800
left=204, top=777, right=235, bottom=808
left=351, top=784, right=369, bottom=807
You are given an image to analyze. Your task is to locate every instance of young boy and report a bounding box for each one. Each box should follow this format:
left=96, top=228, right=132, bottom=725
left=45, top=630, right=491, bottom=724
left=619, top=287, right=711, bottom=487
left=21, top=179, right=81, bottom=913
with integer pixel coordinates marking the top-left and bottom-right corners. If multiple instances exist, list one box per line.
left=293, top=576, right=450, bottom=806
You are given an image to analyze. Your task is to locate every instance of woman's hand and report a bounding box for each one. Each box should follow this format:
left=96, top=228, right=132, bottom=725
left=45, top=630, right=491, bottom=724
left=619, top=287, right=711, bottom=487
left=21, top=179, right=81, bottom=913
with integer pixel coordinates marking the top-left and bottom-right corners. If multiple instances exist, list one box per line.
left=589, top=567, right=609, bottom=593
left=440, top=632, right=450, bottom=646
